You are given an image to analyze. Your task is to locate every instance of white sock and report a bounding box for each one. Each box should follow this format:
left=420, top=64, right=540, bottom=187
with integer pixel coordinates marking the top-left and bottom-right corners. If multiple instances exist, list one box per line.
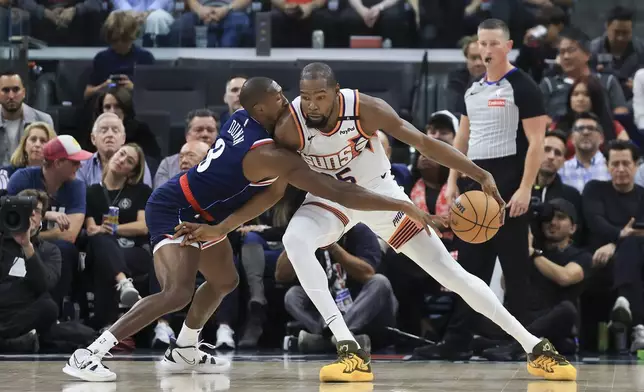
left=176, top=322, right=202, bottom=347
left=282, top=212, right=359, bottom=348
left=399, top=233, right=541, bottom=354
left=88, top=330, right=118, bottom=358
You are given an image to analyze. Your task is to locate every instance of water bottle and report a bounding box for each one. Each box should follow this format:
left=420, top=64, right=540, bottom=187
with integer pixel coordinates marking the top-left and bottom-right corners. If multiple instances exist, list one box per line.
left=382, top=38, right=392, bottom=49
left=195, top=25, right=209, bottom=48
left=312, top=30, right=324, bottom=49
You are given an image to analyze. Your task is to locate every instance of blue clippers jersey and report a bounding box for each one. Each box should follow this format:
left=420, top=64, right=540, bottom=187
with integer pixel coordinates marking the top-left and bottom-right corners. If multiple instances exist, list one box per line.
left=158, top=110, right=277, bottom=224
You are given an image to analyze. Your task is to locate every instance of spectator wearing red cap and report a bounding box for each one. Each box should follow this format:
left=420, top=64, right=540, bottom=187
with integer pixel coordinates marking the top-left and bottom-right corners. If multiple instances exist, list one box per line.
left=6, top=135, right=92, bottom=313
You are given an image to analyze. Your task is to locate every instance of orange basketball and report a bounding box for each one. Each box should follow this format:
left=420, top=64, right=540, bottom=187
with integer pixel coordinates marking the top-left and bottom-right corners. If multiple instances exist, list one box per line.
left=449, top=190, right=502, bottom=244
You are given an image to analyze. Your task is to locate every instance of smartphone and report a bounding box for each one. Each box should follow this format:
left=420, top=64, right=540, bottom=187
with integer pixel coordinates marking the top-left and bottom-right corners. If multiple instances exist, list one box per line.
left=633, top=222, right=644, bottom=230
left=109, top=74, right=124, bottom=81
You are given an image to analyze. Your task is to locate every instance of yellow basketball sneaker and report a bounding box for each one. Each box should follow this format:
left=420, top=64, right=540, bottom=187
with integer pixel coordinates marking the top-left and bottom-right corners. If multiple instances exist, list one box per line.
left=527, top=339, right=577, bottom=381
left=319, top=340, right=373, bottom=382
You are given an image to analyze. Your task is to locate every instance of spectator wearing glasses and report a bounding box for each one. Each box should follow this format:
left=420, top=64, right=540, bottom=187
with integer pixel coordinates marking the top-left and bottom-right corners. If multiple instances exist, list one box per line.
left=558, top=113, right=611, bottom=194
left=1, top=122, right=57, bottom=190
left=549, top=77, right=629, bottom=159
left=540, top=27, right=629, bottom=121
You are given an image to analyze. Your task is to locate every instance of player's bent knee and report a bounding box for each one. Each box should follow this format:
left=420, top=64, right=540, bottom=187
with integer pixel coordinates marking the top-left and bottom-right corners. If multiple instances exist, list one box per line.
left=162, top=287, right=194, bottom=312
left=282, top=229, right=309, bottom=255
left=220, top=271, right=240, bottom=295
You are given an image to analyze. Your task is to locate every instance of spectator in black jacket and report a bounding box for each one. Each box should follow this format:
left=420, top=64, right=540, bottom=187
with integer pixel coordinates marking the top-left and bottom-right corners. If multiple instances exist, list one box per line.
left=531, top=130, right=583, bottom=245
left=582, top=140, right=644, bottom=352
left=445, top=35, right=485, bottom=116
left=515, top=5, right=567, bottom=84
left=0, top=189, right=60, bottom=353
left=590, top=6, right=644, bottom=101
left=482, top=198, right=591, bottom=360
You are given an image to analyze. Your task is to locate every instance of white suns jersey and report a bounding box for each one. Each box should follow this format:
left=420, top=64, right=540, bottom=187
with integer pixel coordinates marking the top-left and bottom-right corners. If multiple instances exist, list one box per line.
left=290, top=89, right=391, bottom=186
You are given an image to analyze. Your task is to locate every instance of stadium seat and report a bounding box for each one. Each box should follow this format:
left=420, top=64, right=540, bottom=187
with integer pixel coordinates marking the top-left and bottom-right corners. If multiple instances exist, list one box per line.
left=133, top=65, right=208, bottom=128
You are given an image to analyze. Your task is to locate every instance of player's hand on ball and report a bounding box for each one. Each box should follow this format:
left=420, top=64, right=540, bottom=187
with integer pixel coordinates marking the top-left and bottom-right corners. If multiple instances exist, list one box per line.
left=401, top=203, right=445, bottom=238
left=479, top=172, right=506, bottom=225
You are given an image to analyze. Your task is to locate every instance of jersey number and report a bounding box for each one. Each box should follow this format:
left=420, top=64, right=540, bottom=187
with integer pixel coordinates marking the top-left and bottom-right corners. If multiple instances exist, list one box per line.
left=197, top=139, right=225, bottom=173
left=335, top=168, right=356, bottom=183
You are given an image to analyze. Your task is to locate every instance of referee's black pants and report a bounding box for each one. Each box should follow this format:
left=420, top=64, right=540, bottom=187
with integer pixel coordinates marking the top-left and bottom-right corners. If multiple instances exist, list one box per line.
left=445, top=155, right=535, bottom=347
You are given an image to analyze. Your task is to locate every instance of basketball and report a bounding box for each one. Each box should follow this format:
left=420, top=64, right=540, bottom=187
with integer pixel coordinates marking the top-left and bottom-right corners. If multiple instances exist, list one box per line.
left=450, top=190, right=502, bottom=244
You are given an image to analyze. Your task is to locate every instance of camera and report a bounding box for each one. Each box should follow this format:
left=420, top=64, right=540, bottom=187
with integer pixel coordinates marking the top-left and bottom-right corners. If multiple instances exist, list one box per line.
left=0, top=196, right=36, bottom=234
left=529, top=196, right=554, bottom=222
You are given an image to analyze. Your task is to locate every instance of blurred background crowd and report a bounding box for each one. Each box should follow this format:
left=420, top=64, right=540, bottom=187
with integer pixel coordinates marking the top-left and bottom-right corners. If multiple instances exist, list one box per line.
left=0, top=0, right=644, bottom=363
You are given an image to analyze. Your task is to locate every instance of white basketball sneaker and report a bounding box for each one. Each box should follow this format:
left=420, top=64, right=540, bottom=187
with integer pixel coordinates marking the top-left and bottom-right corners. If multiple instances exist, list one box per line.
left=157, top=339, right=232, bottom=374
left=63, top=348, right=116, bottom=382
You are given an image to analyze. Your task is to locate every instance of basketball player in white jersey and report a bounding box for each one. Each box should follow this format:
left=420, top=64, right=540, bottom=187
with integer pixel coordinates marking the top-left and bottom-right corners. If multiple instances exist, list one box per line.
left=179, top=64, right=577, bottom=383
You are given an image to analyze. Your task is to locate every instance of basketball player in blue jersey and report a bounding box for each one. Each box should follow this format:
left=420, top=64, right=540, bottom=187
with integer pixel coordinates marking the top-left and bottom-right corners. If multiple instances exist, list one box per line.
left=178, top=63, right=577, bottom=383
left=62, top=77, right=436, bottom=383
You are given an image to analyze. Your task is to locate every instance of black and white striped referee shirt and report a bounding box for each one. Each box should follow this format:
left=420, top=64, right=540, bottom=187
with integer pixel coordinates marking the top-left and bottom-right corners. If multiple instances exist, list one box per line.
left=464, top=68, right=545, bottom=160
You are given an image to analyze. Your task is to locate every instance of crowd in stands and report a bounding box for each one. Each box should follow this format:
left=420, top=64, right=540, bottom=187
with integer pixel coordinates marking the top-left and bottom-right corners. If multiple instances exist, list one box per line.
left=0, top=2, right=644, bottom=360
left=1, top=0, right=592, bottom=48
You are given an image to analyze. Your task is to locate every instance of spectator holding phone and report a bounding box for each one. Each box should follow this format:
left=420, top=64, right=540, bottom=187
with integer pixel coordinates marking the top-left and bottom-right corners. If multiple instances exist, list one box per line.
left=581, top=140, right=644, bottom=352
left=84, top=11, right=155, bottom=100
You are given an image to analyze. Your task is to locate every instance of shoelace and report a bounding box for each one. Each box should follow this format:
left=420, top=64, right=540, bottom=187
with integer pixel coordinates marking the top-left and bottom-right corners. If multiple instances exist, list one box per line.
left=76, top=350, right=114, bottom=370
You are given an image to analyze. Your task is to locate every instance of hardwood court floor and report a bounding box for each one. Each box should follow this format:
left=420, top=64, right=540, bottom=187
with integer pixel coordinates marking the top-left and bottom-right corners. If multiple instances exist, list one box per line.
left=1, top=353, right=642, bottom=392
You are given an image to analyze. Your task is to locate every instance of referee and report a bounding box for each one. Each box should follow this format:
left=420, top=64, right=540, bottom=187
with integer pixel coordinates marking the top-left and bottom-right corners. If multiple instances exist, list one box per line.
left=416, top=19, right=547, bottom=360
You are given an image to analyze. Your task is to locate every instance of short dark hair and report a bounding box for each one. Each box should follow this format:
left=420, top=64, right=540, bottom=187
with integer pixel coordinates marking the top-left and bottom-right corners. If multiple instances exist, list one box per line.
left=185, top=108, right=217, bottom=134
left=559, top=27, right=591, bottom=53
left=538, top=6, right=568, bottom=26
left=573, top=111, right=602, bottom=130
left=17, top=189, right=49, bottom=213
left=545, top=129, right=568, bottom=149
left=477, top=18, right=510, bottom=39
left=239, top=77, right=280, bottom=112
left=604, top=139, right=640, bottom=163
left=607, top=6, right=634, bottom=23
left=300, top=62, right=337, bottom=87
left=0, top=70, right=19, bottom=78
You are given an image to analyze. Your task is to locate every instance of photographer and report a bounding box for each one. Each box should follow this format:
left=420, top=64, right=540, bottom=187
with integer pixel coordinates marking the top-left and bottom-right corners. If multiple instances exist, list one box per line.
left=481, top=198, right=592, bottom=360
left=0, top=190, right=60, bottom=353
left=531, top=130, right=583, bottom=246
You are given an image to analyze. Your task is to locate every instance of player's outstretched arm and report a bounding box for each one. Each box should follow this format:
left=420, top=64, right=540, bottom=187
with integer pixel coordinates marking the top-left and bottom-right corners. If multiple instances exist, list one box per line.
left=174, top=179, right=287, bottom=244
left=359, top=94, right=506, bottom=219
left=244, top=145, right=437, bottom=235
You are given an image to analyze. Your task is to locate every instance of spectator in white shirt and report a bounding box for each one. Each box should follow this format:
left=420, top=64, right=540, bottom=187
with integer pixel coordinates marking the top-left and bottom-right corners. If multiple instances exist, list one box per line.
left=633, top=68, right=644, bottom=130
left=111, top=0, right=174, bottom=44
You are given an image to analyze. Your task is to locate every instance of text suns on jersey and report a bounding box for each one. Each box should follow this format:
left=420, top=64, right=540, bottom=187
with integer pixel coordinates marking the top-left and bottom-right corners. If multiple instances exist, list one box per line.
left=300, top=134, right=373, bottom=172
